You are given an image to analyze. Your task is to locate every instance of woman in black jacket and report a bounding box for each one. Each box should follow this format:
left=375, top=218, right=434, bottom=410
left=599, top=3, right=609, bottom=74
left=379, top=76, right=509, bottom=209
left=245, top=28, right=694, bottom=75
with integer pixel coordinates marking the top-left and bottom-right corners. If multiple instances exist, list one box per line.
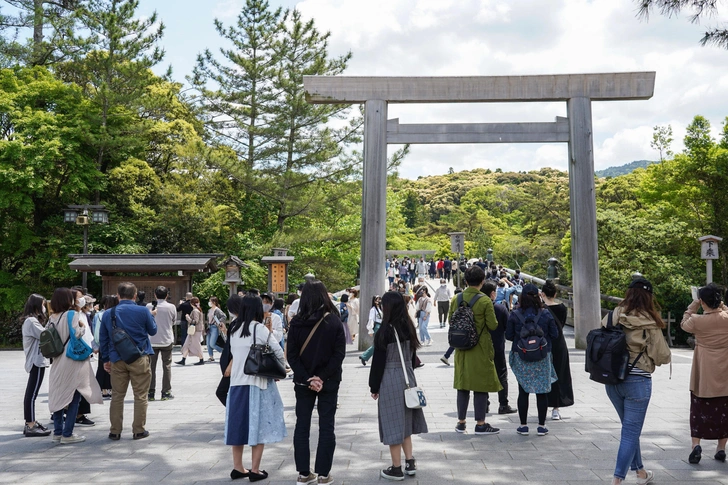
left=287, top=280, right=346, bottom=485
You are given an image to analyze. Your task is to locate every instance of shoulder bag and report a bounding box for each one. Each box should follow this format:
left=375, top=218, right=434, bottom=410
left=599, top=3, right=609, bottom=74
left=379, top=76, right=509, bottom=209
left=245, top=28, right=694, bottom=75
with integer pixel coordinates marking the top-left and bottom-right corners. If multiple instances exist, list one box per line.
left=243, top=323, right=287, bottom=380
left=111, top=307, right=144, bottom=364
left=66, top=311, right=93, bottom=361
left=394, top=330, right=427, bottom=409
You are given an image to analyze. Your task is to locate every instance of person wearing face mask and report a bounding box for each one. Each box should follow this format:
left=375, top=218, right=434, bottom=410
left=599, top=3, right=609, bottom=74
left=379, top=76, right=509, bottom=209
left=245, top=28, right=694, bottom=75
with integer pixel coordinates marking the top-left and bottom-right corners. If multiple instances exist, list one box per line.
left=206, top=296, right=227, bottom=362
left=21, top=294, right=51, bottom=437
left=261, top=294, right=283, bottom=347
left=433, top=280, right=452, bottom=329
left=71, top=287, right=96, bottom=427
left=177, top=297, right=205, bottom=366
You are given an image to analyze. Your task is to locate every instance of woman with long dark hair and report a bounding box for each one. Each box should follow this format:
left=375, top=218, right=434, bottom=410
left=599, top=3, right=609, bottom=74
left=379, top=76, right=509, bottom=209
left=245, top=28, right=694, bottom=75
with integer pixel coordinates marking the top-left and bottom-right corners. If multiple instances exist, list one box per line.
left=505, top=284, right=559, bottom=437
left=541, top=280, right=574, bottom=420
left=359, top=295, right=383, bottom=366
left=604, top=278, right=671, bottom=485
left=223, top=295, right=286, bottom=482
left=21, top=294, right=51, bottom=437
left=681, top=283, right=728, bottom=464
left=369, top=291, right=428, bottom=480
left=288, top=280, right=346, bottom=485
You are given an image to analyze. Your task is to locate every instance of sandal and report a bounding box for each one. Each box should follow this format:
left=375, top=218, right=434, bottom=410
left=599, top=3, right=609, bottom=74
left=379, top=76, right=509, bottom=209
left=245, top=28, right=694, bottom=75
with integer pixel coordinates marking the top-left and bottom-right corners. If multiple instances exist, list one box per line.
left=248, top=470, right=268, bottom=482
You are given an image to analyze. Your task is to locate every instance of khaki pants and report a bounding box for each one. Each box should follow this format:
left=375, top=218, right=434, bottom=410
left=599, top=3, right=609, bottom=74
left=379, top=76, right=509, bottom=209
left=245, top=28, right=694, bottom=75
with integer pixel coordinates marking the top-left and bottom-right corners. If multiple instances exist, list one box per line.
left=150, top=345, right=173, bottom=395
left=110, top=355, right=151, bottom=435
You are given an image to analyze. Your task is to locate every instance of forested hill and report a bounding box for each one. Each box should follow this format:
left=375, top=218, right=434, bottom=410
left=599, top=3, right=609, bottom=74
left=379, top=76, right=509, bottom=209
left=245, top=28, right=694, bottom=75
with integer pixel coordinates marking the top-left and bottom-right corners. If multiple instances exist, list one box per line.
left=595, top=160, right=656, bottom=178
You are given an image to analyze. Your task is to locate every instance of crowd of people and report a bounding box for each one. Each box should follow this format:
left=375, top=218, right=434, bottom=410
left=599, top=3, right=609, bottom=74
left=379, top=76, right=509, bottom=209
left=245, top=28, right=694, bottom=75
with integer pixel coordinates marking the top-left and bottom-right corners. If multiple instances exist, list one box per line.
left=17, top=258, right=728, bottom=485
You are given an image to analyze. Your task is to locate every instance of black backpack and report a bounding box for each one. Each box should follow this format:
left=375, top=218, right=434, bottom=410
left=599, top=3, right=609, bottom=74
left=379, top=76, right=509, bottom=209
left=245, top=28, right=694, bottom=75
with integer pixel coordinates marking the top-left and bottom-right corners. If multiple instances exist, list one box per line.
left=448, top=293, right=485, bottom=350
left=514, top=309, right=549, bottom=362
left=39, top=311, right=69, bottom=359
left=585, top=311, right=644, bottom=385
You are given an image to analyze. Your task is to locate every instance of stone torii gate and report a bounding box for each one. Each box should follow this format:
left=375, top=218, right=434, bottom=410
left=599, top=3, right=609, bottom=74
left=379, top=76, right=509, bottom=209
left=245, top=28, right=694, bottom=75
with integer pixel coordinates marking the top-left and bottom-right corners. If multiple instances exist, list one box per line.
left=303, top=73, right=656, bottom=349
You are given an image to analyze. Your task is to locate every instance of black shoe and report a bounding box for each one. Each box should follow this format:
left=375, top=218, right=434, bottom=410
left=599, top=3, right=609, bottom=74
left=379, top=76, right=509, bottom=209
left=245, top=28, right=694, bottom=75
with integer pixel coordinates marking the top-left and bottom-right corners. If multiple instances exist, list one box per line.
left=230, top=469, right=249, bottom=479
left=689, top=444, right=702, bottom=464
left=498, top=405, right=517, bottom=414
left=133, top=430, right=150, bottom=440
left=75, top=415, right=95, bottom=427
left=474, top=423, right=500, bottom=435
left=148, top=393, right=155, bottom=402
left=404, top=458, right=416, bottom=476
left=380, top=466, right=404, bottom=481
left=175, top=359, right=186, bottom=366
left=359, top=357, right=367, bottom=366
left=108, top=433, right=121, bottom=441
left=248, top=470, right=268, bottom=482
left=715, top=450, right=726, bottom=462
left=161, top=392, right=174, bottom=401
left=455, top=422, right=466, bottom=433
left=194, top=360, right=205, bottom=365
left=414, top=362, right=425, bottom=369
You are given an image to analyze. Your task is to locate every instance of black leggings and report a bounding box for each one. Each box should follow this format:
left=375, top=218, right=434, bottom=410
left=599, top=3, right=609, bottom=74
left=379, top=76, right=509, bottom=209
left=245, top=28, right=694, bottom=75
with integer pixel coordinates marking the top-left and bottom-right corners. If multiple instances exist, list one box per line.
left=24, top=365, right=45, bottom=423
left=517, top=384, right=548, bottom=426
left=457, top=390, right=488, bottom=422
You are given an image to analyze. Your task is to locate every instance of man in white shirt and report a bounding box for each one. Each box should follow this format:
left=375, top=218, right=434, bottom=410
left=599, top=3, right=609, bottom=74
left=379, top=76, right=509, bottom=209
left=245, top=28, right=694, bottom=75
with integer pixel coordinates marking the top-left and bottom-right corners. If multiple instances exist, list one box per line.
left=147, top=286, right=176, bottom=401
left=434, top=279, right=453, bottom=328
left=262, top=294, right=284, bottom=344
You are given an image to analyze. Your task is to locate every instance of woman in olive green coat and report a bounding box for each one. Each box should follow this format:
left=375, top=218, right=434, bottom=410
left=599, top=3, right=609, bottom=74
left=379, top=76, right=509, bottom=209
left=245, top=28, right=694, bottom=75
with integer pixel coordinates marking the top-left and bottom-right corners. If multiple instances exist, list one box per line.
left=448, top=266, right=502, bottom=435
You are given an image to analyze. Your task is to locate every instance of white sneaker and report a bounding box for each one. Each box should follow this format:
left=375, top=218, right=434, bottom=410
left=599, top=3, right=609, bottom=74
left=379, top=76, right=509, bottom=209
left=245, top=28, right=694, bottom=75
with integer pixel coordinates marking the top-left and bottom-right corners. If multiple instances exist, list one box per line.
left=551, top=409, right=561, bottom=420
left=636, top=470, right=654, bottom=485
left=51, top=434, right=61, bottom=443
left=60, top=434, right=86, bottom=444
left=440, top=357, right=450, bottom=366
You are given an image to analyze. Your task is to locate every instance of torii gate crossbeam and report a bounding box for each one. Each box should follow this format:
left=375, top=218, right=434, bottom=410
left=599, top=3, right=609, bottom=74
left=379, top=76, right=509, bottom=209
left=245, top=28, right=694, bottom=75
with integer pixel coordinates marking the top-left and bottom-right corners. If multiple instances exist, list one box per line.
left=303, top=72, right=656, bottom=349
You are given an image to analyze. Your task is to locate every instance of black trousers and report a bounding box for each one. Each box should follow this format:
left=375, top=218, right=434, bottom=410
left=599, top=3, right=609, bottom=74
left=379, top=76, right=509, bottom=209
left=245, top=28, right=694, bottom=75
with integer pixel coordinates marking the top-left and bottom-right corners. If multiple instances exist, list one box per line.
left=437, top=301, right=450, bottom=325
left=517, top=384, right=548, bottom=426
left=444, top=269, right=452, bottom=282
left=457, top=389, right=488, bottom=422
left=488, top=351, right=509, bottom=407
left=294, top=380, right=340, bottom=477
left=24, top=365, right=45, bottom=423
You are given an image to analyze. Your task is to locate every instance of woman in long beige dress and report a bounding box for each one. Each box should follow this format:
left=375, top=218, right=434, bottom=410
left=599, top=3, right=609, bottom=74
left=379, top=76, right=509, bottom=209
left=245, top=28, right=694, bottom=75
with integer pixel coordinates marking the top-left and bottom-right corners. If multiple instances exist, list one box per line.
left=346, top=289, right=360, bottom=344
left=47, top=288, right=103, bottom=444
left=177, top=297, right=205, bottom=366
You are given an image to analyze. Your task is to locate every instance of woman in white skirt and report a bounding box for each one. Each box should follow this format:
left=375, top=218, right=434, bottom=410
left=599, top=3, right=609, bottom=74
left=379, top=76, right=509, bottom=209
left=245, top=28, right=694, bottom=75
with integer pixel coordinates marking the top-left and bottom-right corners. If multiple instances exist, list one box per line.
left=177, top=297, right=205, bottom=366
left=223, top=295, right=286, bottom=482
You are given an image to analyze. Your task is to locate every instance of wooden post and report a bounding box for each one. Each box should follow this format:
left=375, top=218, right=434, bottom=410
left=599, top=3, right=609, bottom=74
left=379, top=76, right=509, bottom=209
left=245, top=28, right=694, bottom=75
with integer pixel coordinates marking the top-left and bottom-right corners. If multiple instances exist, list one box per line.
left=359, top=100, right=388, bottom=351
left=567, top=97, right=601, bottom=349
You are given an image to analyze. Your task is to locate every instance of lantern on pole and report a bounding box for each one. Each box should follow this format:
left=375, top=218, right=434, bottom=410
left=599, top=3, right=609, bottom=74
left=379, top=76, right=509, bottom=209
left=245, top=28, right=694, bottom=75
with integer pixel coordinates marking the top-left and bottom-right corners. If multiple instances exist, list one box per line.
left=261, top=248, right=295, bottom=297
left=699, top=235, right=722, bottom=284
left=223, top=256, right=247, bottom=297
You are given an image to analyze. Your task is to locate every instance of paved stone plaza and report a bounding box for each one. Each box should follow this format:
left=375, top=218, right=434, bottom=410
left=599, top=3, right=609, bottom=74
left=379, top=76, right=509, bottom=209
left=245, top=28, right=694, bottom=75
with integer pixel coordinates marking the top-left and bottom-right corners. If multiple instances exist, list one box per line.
left=1, top=323, right=725, bottom=484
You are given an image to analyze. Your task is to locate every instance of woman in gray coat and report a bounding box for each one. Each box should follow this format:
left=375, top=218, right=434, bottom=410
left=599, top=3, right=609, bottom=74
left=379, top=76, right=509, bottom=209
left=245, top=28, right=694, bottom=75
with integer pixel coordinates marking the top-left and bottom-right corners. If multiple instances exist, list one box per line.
left=369, top=291, right=428, bottom=481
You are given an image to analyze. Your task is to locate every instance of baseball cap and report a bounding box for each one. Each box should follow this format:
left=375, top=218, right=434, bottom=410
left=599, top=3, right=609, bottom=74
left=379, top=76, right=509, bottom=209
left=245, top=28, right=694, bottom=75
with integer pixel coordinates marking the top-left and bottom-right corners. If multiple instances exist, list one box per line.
left=628, top=277, right=653, bottom=293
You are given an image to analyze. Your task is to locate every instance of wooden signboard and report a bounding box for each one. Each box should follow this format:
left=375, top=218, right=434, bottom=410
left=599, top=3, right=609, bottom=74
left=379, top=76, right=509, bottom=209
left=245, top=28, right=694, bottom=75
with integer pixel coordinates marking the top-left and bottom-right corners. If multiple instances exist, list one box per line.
left=270, top=263, right=287, bottom=294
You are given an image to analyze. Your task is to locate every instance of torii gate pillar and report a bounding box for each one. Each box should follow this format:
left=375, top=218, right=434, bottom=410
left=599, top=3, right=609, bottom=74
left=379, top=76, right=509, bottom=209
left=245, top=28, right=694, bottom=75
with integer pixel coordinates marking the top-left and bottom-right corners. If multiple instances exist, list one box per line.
left=304, top=73, right=656, bottom=349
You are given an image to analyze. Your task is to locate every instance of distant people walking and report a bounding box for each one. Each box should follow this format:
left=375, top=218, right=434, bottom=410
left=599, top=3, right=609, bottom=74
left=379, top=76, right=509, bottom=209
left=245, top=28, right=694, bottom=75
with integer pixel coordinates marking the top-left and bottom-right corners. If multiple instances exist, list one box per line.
left=603, top=278, right=671, bottom=485
left=346, top=289, right=360, bottom=344
left=681, top=283, right=728, bottom=465
left=223, top=295, right=287, bottom=482
left=369, top=291, right=428, bottom=481
left=448, top=266, right=502, bottom=435
left=505, top=284, right=558, bottom=437
left=206, top=296, right=227, bottom=362
left=339, top=294, right=351, bottom=344
left=541, top=280, right=574, bottom=420
left=428, top=259, right=436, bottom=279
left=48, top=288, right=103, bottom=444
left=287, top=281, right=346, bottom=485
left=21, top=293, right=51, bottom=437
left=177, top=297, right=205, bottom=366
left=443, top=257, right=452, bottom=282
left=415, top=288, right=433, bottom=346
left=437, top=258, right=444, bottom=279
left=99, top=282, right=157, bottom=441
left=148, top=286, right=176, bottom=401
left=434, top=280, right=452, bottom=328
left=360, top=296, right=383, bottom=366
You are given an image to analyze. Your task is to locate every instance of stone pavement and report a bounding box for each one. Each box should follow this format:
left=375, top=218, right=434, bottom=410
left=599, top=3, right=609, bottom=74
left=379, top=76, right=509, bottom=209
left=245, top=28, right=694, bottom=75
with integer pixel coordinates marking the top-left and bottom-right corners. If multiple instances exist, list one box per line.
left=0, top=320, right=725, bottom=484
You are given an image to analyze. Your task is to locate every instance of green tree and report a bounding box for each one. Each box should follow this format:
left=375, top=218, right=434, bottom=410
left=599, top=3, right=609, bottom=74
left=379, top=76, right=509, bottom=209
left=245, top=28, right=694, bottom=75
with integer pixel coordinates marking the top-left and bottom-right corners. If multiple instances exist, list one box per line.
left=651, top=124, right=673, bottom=161
left=636, top=1, right=728, bottom=49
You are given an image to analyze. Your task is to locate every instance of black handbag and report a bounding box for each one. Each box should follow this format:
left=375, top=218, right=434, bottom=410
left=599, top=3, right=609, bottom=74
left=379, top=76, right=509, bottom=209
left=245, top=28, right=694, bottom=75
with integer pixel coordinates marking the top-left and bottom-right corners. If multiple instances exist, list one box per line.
left=243, top=323, right=287, bottom=380
left=111, top=307, right=144, bottom=364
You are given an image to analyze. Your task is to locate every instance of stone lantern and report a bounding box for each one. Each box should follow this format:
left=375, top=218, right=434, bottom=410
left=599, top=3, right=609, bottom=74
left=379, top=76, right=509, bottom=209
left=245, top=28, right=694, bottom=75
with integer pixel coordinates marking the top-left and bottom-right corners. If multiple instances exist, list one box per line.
left=223, top=256, right=247, bottom=297
left=547, top=258, right=559, bottom=280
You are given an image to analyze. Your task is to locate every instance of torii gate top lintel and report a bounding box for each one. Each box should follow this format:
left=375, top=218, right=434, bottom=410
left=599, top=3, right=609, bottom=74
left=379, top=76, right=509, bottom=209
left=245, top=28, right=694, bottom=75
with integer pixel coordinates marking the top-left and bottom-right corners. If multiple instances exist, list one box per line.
left=303, top=72, right=655, bottom=104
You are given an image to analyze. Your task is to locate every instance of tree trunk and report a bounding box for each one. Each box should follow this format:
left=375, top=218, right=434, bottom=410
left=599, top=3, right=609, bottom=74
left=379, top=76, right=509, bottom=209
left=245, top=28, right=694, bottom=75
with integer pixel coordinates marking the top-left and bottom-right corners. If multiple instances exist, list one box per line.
left=32, top=0, right=44, bottom=66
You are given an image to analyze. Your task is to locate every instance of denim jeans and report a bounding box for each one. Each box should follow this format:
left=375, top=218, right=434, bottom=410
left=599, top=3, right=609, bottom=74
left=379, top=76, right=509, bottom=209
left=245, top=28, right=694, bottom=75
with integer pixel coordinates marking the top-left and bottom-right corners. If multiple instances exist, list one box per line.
left=294, top=380, right=340, bottom=477
left=207, top=325, right=223, bottom=357
left=53, top=390, right=81, bottom=438
left=418, top=314, right=431, bottom=342
left=606, top=375, right=652, bottom=480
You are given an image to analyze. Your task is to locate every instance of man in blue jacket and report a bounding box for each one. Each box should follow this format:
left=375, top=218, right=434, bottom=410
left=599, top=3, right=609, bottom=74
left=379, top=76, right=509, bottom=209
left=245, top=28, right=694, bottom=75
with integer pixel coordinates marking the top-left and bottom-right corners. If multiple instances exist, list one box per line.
left=100, top=282, right=157, bottom=441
